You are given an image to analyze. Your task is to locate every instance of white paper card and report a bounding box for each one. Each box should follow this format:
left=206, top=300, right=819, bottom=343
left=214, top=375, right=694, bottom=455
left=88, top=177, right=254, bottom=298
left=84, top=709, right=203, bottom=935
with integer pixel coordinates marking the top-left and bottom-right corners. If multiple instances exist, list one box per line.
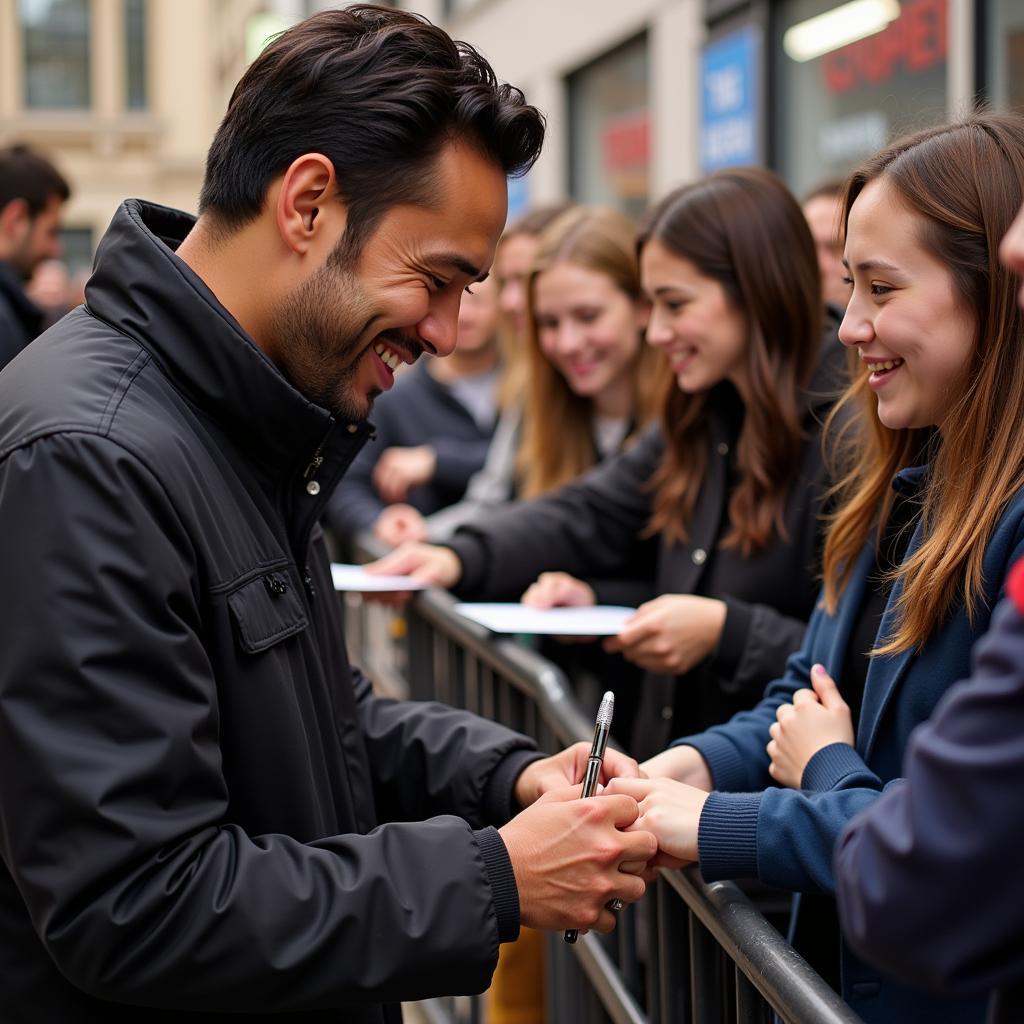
left=331, top=563, right=430, bottom=592
left=454, top=602, right=635, bottom=636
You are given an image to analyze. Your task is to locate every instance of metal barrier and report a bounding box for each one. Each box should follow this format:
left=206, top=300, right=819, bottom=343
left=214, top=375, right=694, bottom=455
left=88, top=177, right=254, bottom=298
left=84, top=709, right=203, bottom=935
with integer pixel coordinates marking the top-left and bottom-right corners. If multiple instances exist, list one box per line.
left=342, top=578, right=863, bottom=1024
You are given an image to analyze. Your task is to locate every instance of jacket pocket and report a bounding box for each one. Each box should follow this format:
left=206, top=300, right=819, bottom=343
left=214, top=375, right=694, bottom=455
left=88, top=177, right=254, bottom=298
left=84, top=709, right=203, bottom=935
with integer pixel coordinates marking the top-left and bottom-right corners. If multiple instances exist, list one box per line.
left=227, top=568, right=308, bottom=653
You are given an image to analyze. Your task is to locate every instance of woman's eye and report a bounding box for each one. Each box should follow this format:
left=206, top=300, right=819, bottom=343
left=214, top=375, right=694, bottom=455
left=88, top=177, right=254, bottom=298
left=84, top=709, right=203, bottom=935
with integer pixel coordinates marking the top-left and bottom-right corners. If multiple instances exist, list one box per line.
left=870, top=283, right=893, bottom=297
left=841, top=276, right=853, bottom=287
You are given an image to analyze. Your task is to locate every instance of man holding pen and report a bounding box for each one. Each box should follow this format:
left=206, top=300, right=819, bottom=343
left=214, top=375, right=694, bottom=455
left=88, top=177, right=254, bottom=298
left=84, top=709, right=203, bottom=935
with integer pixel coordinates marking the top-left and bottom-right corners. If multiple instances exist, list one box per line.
left=0, top=8, right=653, bottom=1022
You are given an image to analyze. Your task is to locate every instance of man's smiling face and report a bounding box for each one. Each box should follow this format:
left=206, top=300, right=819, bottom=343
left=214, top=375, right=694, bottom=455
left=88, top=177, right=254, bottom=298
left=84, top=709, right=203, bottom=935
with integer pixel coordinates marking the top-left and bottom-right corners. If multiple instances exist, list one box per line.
left=270, top=141, right=508, bottom=422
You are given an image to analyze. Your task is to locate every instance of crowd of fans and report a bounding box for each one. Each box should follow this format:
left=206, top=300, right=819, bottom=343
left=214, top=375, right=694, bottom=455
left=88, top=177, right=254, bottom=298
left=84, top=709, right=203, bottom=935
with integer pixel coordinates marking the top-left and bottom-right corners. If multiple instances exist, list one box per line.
left=2, top=99, right=1023, bottom=1024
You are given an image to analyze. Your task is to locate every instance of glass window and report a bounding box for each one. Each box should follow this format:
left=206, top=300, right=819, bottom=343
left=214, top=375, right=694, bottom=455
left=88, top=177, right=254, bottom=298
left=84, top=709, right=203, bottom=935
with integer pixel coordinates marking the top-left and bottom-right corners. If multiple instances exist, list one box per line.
left=124, top=0, right=147, bottom=110
left=986, top=0, right=1024, bottom=112
left=568, top=34, right=650, bottom=219
left=20, top=0, right=91, bottom=110
left=58, top=226, right=94, bottom=278
left=773, top=0, right=948, bottom=198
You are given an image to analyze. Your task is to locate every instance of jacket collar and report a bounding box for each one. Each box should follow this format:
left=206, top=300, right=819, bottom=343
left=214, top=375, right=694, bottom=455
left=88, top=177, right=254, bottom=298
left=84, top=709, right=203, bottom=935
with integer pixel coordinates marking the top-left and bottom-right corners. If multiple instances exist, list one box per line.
left=84, top=199, right=372, bottom=478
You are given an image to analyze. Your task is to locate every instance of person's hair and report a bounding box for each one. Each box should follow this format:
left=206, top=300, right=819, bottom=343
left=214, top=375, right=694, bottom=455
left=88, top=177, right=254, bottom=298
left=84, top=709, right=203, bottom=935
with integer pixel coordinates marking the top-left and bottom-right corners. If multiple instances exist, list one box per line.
left=199, top=4, right=544, bottom=257
left=642, top=167, right=822, bottom=554
left=0, top=144, right=70, bottom=217
left=504, top=202, right=574, bottom=241
left=496, top=201, right=575, bottom=409
left=822, top=112, right=1024, bottom=654
left=802, top=179, right=845, bottom=205
left=515, top=206, right=662, bottom=498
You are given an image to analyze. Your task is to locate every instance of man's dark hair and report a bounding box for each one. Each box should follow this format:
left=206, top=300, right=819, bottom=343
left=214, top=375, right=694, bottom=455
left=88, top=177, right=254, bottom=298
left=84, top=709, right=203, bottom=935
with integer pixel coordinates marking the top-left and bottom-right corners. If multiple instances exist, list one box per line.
left=199, top=4, right=545, bottom=256
left=0, top=144, right=71, bottom=217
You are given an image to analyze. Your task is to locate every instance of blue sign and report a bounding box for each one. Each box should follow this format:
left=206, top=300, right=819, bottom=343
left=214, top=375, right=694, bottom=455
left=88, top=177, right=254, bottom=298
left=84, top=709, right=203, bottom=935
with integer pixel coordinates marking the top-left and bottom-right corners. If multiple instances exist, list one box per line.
left=699, top=26, right=760, bottom=174
left=507, top=174, right=530, bottom=224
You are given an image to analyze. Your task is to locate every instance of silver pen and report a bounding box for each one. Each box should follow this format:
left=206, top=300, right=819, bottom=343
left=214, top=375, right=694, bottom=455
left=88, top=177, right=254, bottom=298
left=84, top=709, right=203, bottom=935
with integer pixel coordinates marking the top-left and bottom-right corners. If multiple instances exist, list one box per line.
left=565, top=690, right=616, bottom=945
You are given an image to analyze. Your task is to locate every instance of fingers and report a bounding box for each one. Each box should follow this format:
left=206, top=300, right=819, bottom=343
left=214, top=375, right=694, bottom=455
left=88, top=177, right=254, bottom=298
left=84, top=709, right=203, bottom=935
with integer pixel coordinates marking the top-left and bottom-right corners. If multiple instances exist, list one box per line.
left=775, top=702, right=794, bottom=723
left=601, top=748, right=641, bottom=781
left=602, top=777, right=654, bottom=802
left=793, top=688, right=818, bottom=706
left=811, top=664, right=847, bottom=710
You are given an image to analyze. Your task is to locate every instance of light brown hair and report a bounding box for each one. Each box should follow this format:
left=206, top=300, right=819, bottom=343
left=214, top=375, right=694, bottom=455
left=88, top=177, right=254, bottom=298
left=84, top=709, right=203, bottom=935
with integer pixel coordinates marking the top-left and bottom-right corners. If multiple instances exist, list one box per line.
left=822, top=113, right=1024, bottom=654
left=516, top=206, right=662, bottom=498
left=642, top=167, right=822, bottom=553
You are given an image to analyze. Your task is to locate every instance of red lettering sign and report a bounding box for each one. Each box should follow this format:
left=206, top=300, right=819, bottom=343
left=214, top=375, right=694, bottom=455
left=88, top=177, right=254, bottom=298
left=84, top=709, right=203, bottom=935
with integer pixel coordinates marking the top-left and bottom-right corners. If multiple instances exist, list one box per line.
left=822, top=0, right=947, bottom=95
left=602, top=111, right=650, bottom=171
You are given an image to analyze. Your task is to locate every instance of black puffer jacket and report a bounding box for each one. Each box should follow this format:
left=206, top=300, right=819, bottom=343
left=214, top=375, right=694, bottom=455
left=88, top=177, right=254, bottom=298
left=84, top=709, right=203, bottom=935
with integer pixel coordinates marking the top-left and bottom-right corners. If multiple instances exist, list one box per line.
left=0, top=200, right=536, bottom=1022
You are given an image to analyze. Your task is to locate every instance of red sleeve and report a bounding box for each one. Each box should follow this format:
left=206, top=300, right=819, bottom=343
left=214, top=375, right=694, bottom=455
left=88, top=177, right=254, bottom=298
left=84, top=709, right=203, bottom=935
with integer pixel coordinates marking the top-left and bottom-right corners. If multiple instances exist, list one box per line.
left=1009, top=557, right=1024, bottom=614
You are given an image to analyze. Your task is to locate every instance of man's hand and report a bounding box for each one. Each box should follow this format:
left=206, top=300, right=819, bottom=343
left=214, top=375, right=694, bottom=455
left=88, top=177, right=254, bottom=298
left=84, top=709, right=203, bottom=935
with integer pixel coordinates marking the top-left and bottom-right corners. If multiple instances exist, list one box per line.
left=513, top=742, right=641, bottom=808
left=603, top=595, right=727, bottom=674
left=499, top=787, right=657, bottom=932
left=641, top=745, right=713, bottom=792
left=373, top=503, right=428, bottom=547
left=521, top=572, right=597, bottom=609
left=372, top=446, right=437, bottom=503
left=603, top=777, right=708, bottom=864
left=767, top=664, right=854, bottom=788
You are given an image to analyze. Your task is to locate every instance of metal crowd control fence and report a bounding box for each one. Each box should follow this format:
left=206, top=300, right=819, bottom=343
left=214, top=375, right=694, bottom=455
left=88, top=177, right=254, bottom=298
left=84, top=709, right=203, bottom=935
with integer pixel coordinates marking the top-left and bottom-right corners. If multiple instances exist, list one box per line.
left=340, top=573, right=863, bottom=1024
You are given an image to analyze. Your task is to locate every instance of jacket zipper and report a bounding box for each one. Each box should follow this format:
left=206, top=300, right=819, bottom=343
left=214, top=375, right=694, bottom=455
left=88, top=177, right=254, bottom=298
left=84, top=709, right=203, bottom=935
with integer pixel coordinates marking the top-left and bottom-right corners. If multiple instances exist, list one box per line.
left=301, top=418, right=335, bottom=496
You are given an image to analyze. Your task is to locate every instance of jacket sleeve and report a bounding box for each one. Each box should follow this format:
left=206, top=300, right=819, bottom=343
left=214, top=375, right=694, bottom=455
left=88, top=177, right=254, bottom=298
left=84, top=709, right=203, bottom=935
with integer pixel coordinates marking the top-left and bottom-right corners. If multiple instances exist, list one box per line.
left=424, top=403, right=521, bottom=542
left=350, top=670, right=543, bottom=828
left=0, top=433, right=515, bottom=1013
left=447, top=424, right=664, bottom=601
left=709, top=596, right=812, bottom=699
left=674, top=596, right=827, bottom=791
left=432, top=434, right=492, bottom=494
left=833, top=594, right=1024, bottom=994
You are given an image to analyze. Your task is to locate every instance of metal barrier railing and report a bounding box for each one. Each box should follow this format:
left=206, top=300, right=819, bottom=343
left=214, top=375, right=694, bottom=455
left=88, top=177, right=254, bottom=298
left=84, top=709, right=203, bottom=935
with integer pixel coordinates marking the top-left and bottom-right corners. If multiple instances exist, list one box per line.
left=341, top=574, right=863, bottom=1024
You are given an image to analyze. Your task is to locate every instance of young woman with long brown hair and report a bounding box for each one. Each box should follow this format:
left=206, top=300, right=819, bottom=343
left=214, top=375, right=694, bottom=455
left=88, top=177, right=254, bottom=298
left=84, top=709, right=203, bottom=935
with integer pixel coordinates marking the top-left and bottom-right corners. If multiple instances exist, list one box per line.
left=608, top=113, right=1024, bottom=1024
left=375, top=166, right=845, bottom=759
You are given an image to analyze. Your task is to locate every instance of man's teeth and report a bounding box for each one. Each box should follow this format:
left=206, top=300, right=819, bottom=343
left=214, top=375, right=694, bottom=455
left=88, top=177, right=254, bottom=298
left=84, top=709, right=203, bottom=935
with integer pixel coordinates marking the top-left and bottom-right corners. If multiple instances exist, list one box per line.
left=373, top=343, right=402, bottom=371
left=866, top=359, right=903, bottom=373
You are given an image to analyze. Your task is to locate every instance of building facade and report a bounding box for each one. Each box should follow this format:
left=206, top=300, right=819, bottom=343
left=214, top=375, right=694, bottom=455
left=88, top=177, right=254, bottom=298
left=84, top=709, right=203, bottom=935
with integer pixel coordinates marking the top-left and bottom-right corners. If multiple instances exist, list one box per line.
left=1, top=0, right=1021, bottom=271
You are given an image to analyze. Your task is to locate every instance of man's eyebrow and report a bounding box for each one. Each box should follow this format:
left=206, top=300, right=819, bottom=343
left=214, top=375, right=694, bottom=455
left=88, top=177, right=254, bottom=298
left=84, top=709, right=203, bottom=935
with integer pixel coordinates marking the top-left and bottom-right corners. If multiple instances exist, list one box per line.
left=841, top=257, right=902, bottom=273
left=430, top=252, right=488, bottom=282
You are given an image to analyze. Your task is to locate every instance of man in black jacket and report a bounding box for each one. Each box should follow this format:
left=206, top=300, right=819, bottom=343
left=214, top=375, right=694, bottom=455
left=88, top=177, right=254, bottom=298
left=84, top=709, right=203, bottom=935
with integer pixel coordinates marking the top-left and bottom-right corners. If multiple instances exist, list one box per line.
left=0, top=8, right=654, bottom=1022
left=0, top=144, right=70, bottom=369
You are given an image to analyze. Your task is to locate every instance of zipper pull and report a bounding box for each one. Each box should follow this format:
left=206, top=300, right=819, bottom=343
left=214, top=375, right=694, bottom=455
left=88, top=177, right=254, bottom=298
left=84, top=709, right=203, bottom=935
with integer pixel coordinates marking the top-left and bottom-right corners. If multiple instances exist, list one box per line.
left=303, top=451, right=324, bottom=495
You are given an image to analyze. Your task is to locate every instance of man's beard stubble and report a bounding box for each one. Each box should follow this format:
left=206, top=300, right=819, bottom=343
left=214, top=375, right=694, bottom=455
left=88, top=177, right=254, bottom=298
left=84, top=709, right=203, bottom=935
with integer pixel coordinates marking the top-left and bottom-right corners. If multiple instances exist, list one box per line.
left=268, top=260, right=378, bottom=423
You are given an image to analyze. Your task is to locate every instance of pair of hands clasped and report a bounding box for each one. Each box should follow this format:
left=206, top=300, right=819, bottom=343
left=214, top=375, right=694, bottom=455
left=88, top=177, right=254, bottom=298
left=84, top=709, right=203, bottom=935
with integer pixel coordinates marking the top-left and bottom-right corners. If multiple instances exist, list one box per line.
left=368, top=546, right=858, bottom=895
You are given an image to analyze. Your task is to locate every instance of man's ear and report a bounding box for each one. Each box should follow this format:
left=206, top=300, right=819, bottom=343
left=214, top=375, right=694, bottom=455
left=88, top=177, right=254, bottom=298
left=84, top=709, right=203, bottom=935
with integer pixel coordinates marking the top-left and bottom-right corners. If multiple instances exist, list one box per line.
left=275, top=154, right=346, bottom=256
left=0, top=198, right=30, bottom=246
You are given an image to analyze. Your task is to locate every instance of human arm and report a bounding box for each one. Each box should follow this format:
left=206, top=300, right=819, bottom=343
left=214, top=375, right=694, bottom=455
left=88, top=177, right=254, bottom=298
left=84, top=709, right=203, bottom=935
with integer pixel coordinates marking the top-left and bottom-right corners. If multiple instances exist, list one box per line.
left=835, top=591, right=1024, bottom=993
left=445, top=426, right=665, bottom=600
left=422, top=403, right=521, bottom=542
left=0, top=435, right=537, bottom=1010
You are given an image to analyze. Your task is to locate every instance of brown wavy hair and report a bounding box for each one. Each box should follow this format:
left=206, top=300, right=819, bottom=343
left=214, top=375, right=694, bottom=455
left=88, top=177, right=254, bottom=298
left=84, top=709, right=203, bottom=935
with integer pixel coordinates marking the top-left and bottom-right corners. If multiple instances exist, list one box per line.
left=822, top=113, right=1024, bottom=654
left=516, top=206, right=663, bottom=498
left=642, top=168, right=822, bottom=553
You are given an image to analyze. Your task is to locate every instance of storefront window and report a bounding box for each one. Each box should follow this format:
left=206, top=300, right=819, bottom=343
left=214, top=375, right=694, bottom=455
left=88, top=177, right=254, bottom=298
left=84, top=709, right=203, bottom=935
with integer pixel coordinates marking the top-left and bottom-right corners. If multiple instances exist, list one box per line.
left=567, top=35, right=650, bottom=219
left=124, top=0, right=147, bottom=110
left=21, top=0, right=91, bottom=109
left=986, top=0, right=1024, bottom=112
left=773, top=0, right=948, bottom=198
